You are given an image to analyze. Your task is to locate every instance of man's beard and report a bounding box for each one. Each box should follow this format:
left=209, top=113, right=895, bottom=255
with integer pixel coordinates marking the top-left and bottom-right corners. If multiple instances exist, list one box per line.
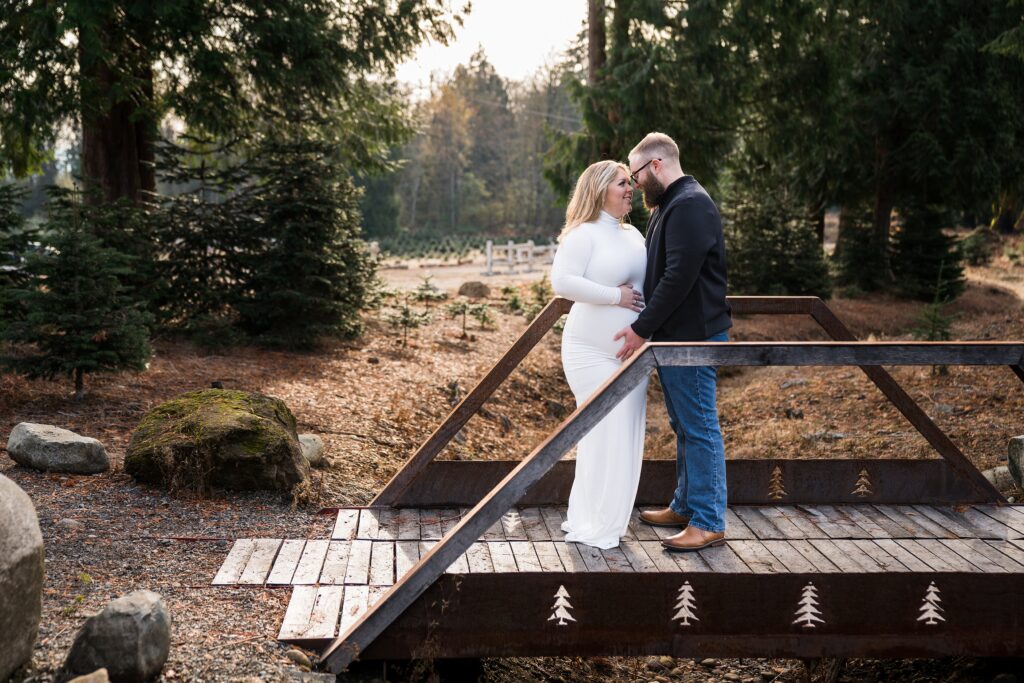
left=640, top=176, right=667, bottom=209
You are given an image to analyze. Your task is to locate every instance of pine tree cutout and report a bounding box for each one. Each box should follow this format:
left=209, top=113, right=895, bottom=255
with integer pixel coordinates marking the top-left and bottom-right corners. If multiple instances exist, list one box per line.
left=768, top=465, right=787, bottom=500
left=547, top=585, right=576, bottom=626
left=917, top=582, right=945, bottom=625
left=852, top=469, right=873, bottom=497
left=672, top=581, right=699, bottom=626
left=792, top=582, right=824, bottom=628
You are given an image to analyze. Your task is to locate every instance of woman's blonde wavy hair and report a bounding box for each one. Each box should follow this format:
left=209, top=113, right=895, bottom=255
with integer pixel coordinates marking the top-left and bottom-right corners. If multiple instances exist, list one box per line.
left=559, top=160, right=630, bottom=241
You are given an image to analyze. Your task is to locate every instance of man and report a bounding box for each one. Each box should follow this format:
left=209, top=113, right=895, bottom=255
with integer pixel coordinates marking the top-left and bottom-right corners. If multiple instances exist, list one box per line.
left=613, top=132, right=732, bottom=552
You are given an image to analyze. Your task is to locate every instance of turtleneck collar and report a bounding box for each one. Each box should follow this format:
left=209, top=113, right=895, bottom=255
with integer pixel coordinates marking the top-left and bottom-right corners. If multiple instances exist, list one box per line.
left=597, top=210, right=621, bottom=226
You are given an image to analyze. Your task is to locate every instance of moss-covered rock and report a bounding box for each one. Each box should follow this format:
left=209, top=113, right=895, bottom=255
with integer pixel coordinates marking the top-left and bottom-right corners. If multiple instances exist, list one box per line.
left=124, top=389, right=309, bottom=492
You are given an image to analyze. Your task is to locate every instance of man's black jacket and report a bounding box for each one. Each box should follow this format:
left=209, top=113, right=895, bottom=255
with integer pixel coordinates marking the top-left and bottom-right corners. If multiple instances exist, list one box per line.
left=630, top=175, right=732, bottom=342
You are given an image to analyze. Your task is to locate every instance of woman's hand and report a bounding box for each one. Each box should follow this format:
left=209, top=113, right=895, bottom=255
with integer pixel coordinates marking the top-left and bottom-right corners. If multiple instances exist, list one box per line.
left=616, top=284, right=644, bottom=313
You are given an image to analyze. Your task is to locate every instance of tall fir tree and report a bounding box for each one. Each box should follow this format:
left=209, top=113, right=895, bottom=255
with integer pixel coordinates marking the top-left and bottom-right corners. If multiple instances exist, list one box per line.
left=2, top=189, right=152, bottom=399
left=890, top=205, right=965, bottom=301
left=724, top=154, right=831, bottom=298
left=0, top=182, right=34, bottom=322
left=236, top=130, right=373, bottom=348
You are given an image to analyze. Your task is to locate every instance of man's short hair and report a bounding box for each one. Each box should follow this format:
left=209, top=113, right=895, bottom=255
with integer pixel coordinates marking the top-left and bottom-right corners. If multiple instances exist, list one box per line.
left=629, top=132, right=680, bottom=165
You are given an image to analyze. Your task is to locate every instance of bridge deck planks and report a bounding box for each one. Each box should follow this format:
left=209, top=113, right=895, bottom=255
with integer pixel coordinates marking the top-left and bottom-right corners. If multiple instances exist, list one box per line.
left=205, top=504, right=1024, bottom=645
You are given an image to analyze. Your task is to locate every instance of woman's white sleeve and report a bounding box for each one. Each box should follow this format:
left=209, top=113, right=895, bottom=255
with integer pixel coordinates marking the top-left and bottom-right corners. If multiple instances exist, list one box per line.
left=550, top=230, right=621, bottom=305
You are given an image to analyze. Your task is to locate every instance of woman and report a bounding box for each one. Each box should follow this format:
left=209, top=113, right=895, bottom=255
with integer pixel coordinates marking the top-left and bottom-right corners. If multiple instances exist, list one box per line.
left=550, top=160, right=649, bottom=549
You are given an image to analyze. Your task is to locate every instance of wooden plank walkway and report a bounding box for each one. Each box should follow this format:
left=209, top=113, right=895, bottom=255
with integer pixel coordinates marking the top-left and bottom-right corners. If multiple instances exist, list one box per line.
left=210, top=504, right=1024, bottom=647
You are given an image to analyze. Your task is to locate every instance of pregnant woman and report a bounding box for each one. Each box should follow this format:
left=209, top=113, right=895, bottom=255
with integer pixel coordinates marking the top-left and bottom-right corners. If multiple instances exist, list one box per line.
left=550, top=160, right=649, bottom=549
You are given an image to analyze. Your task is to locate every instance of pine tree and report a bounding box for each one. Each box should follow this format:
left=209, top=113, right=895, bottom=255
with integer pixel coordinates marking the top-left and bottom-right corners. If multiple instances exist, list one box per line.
left=547, top=585, right=576, bottom=626
left=834, top=206, right=887, bottom=294
left=469, top=303, right=495, bottom=331
left=385, top=296, right=431, bottom=347
left=446, top=298, right=471, bottom=338
left=2, top=189, right=153, bottom=400
left=792, top=582, right=824, bottom=629
left=0, top=183, right=34, bottom=323
left=890, top=205, right=964, bottom=302
left=917, top=582, right=945, bottom=625
left=724, top=156, right=831, bottom=298
left=237, top=132, right=374, bottom=348
left=672, top=581, right=699, bottom=626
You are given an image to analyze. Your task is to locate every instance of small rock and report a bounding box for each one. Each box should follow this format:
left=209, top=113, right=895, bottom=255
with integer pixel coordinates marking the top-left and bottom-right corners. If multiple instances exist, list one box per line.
left=784, top=407, right=804, bottom=420
left=933, top=403, right=962, bottom=415
left=6, top=422, right=109, bottom=474
left=658, top=655, right=674, bottom=668
left=724, top=673, right=742, bottom=682
left=700, top=658, right=719, bottom=667
left=1008, top=436, right=1024, bottom=488
left=780, top=378, right=808, bottom=390
left=367, top=356, right=380, bottom=364
left=298, top=434, right=324, bottom=467
left=287, top=673, right=336, bottom=682
left=57, top=518, right=85, bottom=531
left=982, top=465, right=1016, bottom=492
left=68, top=669, right=111, bottom=683
left=458, top=281, right=491, bottom=298
left=645, top=657, right=664, bottom=672
left=63, top=589, right=171, bottom=682
left=285, top=649, right=312, bottom=668
left=453, top=429, right=468, bottom=444
left=210, top=381, right=224, bottom=389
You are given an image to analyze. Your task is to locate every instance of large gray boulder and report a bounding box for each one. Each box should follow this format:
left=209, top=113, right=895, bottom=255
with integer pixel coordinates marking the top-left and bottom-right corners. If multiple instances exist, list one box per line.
left=63, top=590, right=171, bottom=683
left=1009, top=436, right=1024, bottom=489
left=0, top=474, right=44, bottom=682
left=124, top=389, right=308, bottom=492
left=6, top=422, right=109, bottom=474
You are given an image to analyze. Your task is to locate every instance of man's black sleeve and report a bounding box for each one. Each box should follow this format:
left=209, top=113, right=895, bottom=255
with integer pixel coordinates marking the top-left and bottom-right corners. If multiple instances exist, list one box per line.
left=630, top=196, right=717, bottom=339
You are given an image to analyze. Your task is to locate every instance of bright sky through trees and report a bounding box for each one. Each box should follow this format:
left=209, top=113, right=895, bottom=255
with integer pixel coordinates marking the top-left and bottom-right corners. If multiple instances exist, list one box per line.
left=396, top=0, right=585, bottom=89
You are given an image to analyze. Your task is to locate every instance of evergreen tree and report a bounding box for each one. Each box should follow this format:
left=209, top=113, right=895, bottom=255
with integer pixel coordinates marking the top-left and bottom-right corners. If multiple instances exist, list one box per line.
left=890, top=206, right=965, bottom=302
left=833, top=206, right=887, bottom=294
left=724, top=155, right=831, bottom=298
left=150, top=135, right=258, bottom=343
left=0, top=1, right=462, bottom=201
left=2, top=189, right=152, bottom=399
left=237, top=131, right=373, bottom=348
left=0, top=183, right=34, bottom=322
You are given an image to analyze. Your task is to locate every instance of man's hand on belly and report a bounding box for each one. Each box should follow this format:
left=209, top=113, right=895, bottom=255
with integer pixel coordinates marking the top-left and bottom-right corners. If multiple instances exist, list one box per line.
left=613, top=326, right=647, bottom=361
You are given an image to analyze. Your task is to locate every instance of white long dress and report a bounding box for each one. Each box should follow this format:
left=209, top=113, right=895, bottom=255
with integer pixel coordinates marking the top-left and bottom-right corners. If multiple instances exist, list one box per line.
left=550, top=210, right=649, bottom=549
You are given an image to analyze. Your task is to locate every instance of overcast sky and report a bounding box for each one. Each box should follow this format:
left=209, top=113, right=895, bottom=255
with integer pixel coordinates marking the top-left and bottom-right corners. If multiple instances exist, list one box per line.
left=396, top=0, right=587, bottom=92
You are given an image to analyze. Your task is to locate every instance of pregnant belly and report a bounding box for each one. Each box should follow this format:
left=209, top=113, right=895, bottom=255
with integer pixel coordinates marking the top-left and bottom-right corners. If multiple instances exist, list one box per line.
left=562, top=303, right=640, bottom=359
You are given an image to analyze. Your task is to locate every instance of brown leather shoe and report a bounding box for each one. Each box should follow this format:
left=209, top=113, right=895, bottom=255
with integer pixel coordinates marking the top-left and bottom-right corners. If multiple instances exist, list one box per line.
left=661, top=526, right=726, bottom=552
left=639, top=507, right=690, bottom=528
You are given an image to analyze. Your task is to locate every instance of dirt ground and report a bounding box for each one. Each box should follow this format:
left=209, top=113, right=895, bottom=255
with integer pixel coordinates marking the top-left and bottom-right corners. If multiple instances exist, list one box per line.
left=3, top=250, right=1024, bottom=682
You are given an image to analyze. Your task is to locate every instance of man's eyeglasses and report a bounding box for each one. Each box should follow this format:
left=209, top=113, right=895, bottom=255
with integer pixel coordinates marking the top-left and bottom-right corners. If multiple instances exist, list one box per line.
left=629, top=158, right=660, bottom=185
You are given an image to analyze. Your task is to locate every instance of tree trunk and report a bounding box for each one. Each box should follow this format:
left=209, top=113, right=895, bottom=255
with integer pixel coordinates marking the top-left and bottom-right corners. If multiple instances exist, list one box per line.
left=587, top=0, right=606, bottom=85
left=78, top=20, right=156, bottom=206
left=872, top=139, right=895, bottom=281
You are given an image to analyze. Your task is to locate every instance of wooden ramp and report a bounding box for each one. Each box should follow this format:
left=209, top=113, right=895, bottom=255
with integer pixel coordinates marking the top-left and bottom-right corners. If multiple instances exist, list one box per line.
left=213, top=503, right=1024, bottom=656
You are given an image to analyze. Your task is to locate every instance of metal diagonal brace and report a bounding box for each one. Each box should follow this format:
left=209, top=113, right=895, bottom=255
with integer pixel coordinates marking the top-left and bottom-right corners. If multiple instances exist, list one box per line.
left=371, top=297, right=573, bottom=507
left=320, top=347, right=657, bottom=672
left=808, top=300, right=1006, bottom=504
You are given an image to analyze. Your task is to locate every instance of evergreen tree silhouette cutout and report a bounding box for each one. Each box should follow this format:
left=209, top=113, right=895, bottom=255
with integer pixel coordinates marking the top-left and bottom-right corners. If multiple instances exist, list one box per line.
left=917, top=582, right=945, bottom=625
left=768, top=465, right=787, bottom=500
left=673, top=581, right=699, bottom=626
left=852, top=468, right=873, bottom=497
left=792, top=582, right=824, bottom=628
left=548, top=585, right=576, bottom=626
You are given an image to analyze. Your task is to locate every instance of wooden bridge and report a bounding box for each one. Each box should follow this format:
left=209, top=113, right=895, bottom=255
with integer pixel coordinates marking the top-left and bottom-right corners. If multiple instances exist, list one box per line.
left=211, top=296, right=1024, bottom=673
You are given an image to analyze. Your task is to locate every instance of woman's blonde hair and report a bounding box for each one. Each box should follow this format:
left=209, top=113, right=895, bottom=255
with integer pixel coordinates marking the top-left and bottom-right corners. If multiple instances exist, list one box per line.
left=559, top=160, right=629, bottom=241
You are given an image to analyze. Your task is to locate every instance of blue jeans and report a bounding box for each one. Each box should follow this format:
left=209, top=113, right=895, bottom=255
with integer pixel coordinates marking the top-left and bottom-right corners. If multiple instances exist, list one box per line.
left=658, top=331, right=728, bottom=533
